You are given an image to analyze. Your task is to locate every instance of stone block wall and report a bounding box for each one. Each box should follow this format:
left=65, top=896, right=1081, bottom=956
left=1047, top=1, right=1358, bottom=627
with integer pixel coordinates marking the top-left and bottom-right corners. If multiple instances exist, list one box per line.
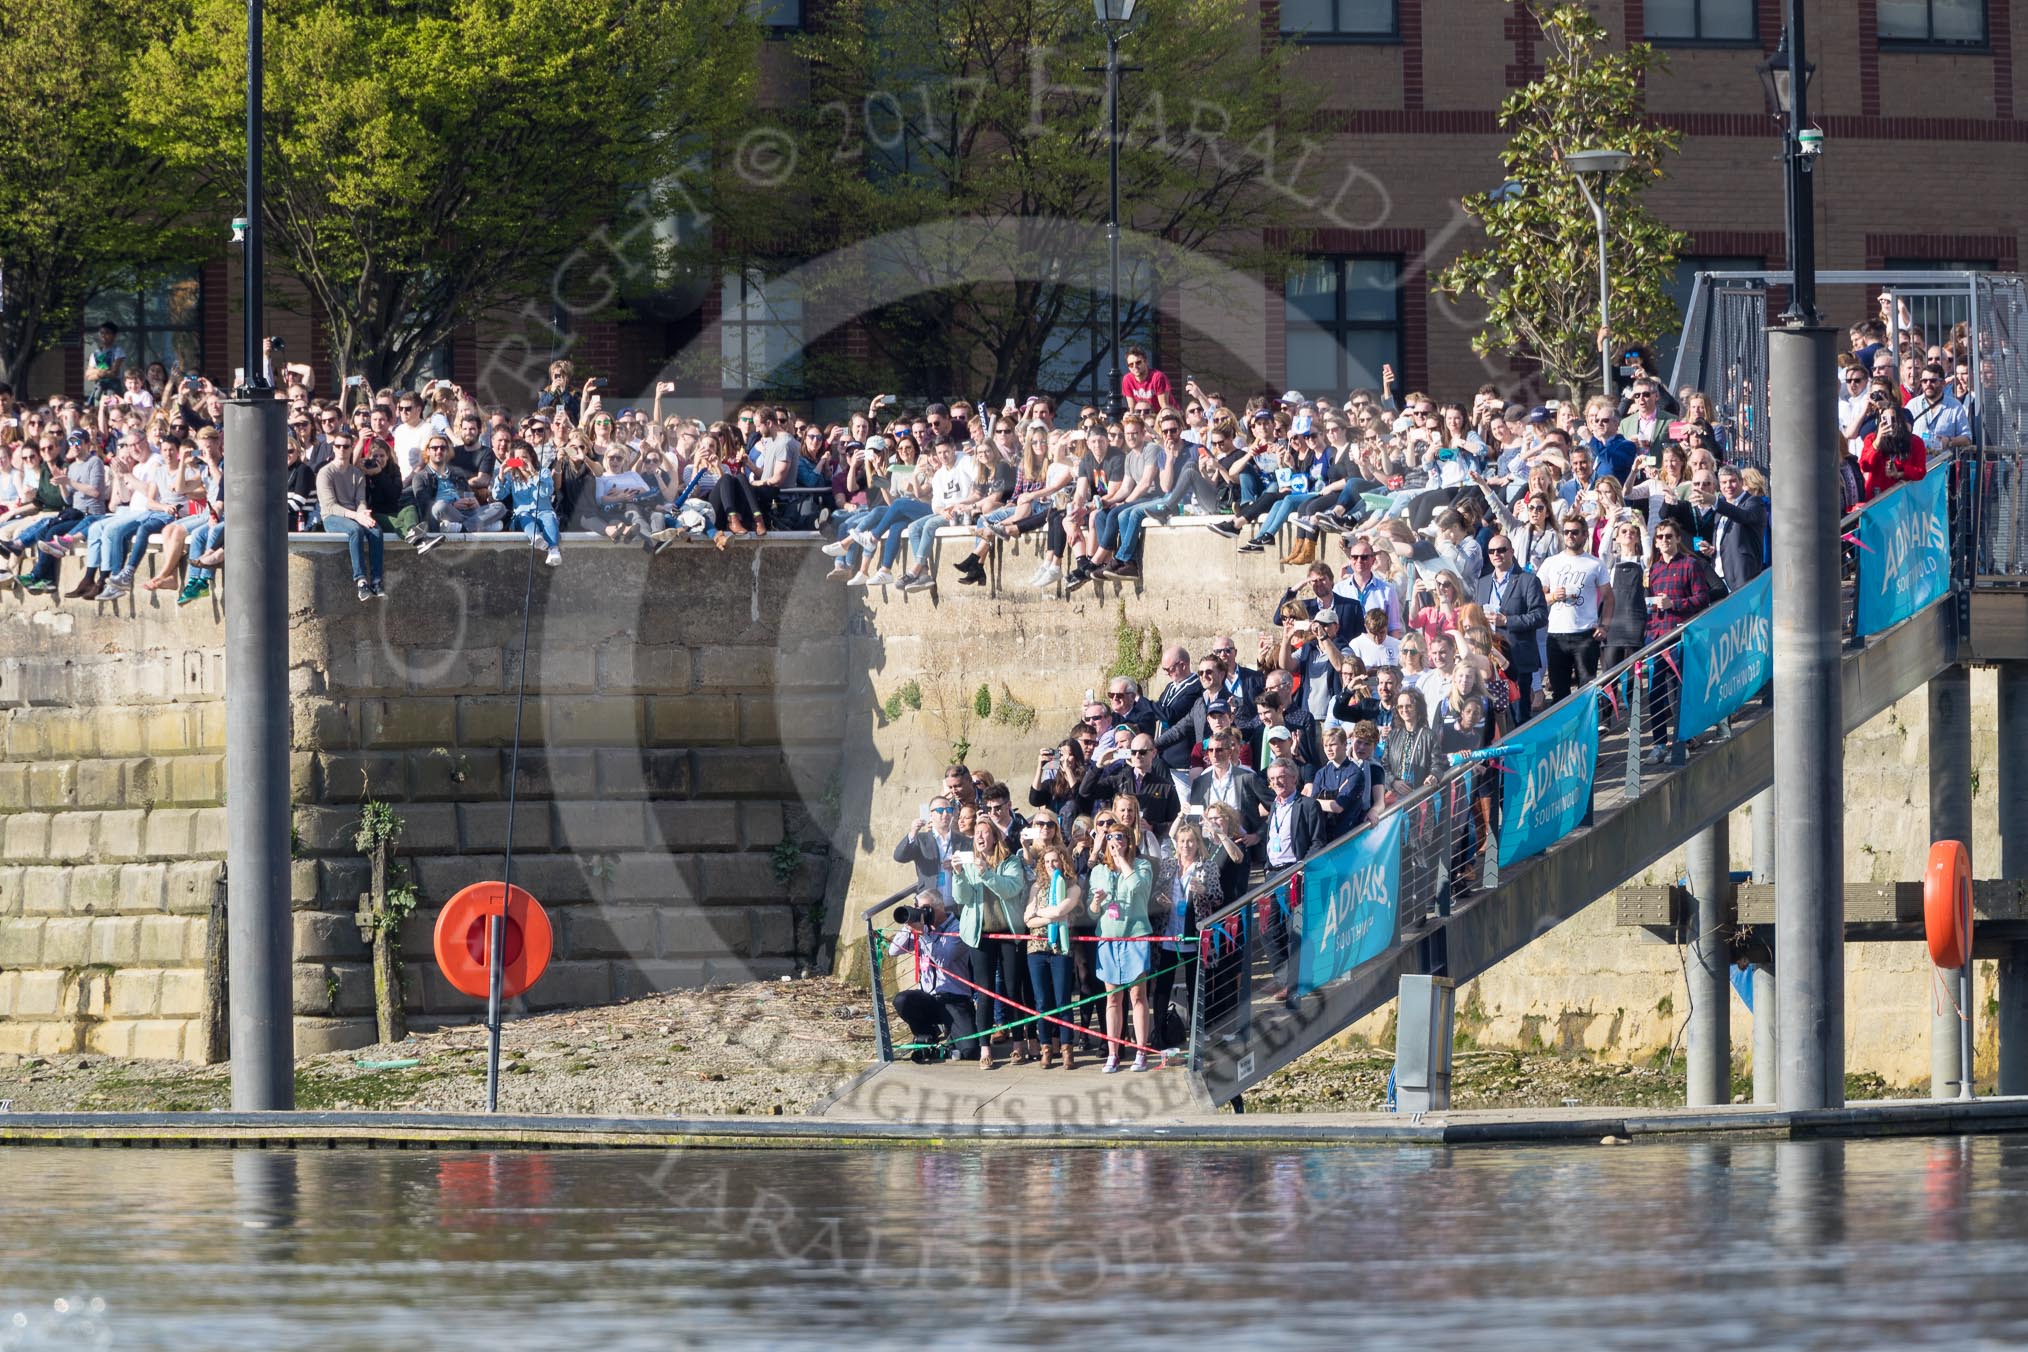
left=1, top=537, right=854, bottom=1058
left=0, top=616, right=228, bottom=1059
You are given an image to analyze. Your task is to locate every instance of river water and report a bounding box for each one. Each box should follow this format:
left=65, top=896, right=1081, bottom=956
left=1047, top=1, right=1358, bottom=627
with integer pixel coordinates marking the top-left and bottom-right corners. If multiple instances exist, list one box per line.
left=4, top=1136, right=2028, bottom=1349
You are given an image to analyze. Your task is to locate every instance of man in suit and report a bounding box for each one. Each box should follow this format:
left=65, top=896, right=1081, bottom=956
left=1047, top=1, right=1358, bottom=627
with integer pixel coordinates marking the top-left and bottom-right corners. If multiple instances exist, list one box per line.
left=1078, top=732, right=1181, bottom=832
left=1208, top=632, right=1266, bottom=728
left=1475, top=533, right=1550, bottom=723
left=1710, top=463, right=1766, bottom=588
left=1104, top=676, right=1161, bottom=738
left=1151, top=645, right=1207, bottom=797
left=1189, top=729, right=1273, bottom=862
left=891, top=795, right=962, bottom=885
left=1263, top=759, right=1325, bottom=869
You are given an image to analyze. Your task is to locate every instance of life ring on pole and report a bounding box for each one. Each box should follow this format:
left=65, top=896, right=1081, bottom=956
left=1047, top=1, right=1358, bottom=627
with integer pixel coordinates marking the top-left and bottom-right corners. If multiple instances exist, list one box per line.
left=434, top=882, right=553, bottom=999
left=1924, top=840, right=1973, bottom=970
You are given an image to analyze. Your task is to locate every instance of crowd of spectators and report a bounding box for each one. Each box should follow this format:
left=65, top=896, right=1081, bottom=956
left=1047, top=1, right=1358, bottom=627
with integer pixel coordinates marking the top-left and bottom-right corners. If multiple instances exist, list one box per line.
left=880, top=303, right=1957, bottom=1071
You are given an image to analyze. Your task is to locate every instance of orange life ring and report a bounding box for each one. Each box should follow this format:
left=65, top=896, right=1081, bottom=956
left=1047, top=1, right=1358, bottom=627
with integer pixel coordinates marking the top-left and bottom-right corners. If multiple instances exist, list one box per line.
left=1925, top=840, right=1972, bottom=970
left=433, top=882, right=553, bottom=999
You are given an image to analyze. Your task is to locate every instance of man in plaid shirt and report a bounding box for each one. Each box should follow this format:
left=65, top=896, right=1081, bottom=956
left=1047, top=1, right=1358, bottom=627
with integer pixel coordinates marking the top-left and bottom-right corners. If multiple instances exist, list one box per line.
left=1643, top=521, right=1715, bottom=760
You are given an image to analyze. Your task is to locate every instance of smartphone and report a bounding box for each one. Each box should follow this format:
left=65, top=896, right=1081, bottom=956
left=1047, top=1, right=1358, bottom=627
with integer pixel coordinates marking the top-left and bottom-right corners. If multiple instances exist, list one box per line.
left=345, top=375, right=365, bottom=387
left=592, top=377, right=609, bottom=390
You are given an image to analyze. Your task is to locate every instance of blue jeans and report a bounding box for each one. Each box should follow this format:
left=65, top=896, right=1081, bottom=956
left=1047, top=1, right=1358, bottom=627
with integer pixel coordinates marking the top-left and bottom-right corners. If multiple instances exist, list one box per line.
left=1095, top=497, right=1155, bottom=552
left=515, top=508, right=560, bottom=550
left=830, top=506, right=880, bottom=570
left=902, top=510, right=952, bottom=569
left=107, top=511, right=173, bottom=574
left=1025, top=951, right=1074, bottom=1046
left=323, top=515, right=384, bottom=583
left=866, top=498, right=932, bottom=568
left=86, top=511, right=143, bottom=571
left=186, top=520, right=225, bottom=582
left=1235, top=467, right=1265, bottom=505
left=1257, top=491, right=1323, bottom=538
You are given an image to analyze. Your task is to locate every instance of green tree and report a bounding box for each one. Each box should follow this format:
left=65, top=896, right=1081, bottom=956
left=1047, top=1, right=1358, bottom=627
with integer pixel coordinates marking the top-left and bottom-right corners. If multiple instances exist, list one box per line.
left=131, top=0, right=759, bottom=389
left=1434, top=2, right=1689, bottom=400
left=0, top=0, right=208, bottom=389
left=702, top=0, right=1317, bottom=405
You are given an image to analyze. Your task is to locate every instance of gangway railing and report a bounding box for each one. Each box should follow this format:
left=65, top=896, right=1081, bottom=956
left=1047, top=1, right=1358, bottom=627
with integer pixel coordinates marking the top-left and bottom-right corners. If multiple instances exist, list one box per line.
left=1670, top=271, right=2028, bottom=474
left=1187, top=454, right=1969, bottom=1109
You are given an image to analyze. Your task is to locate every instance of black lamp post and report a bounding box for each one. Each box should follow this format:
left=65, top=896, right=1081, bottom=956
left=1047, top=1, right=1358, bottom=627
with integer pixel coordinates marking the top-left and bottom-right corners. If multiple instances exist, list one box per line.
left=1094, top=0, right=1138, bottom=418
left=1758, top=18, right=1819, bottom=326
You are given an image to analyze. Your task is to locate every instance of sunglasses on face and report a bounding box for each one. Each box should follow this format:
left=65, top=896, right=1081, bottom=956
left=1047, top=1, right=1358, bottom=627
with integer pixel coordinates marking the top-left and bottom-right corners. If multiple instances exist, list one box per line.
left=1487, top=546, right=1512, bottom=556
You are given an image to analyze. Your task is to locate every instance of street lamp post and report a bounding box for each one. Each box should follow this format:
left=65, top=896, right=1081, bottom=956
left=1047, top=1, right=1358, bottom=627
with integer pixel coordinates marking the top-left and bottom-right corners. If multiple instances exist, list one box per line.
left=224, top=0, right=294, bottom=1111
left=1759, top=2, right=1843, bottom=1111
left=1565, top=148, right=1630, bottom=401
left=1094, top=0, right=1138, bottom=418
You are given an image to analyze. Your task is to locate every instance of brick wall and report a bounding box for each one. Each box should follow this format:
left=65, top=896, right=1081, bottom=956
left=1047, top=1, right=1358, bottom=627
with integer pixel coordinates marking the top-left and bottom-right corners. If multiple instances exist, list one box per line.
left=1, top=540, right=851, bottom=1059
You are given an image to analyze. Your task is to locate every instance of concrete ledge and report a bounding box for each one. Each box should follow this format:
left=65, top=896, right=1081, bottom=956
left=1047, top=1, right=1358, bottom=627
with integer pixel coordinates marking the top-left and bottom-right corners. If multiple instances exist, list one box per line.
left=7, top=1094, right=2028, bottom=1150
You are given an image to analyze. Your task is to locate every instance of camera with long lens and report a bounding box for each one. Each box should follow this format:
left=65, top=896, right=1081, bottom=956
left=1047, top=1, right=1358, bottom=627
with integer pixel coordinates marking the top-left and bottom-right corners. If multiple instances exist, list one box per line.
left=893, top=904, right=935, bottom=926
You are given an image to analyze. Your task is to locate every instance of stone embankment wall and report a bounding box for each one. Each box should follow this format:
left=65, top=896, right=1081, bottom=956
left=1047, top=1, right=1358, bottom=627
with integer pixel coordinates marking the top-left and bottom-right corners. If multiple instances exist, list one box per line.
left=0, top=522, right=2001, bottom=1083
left=0, top=538, right=849, bottom=1057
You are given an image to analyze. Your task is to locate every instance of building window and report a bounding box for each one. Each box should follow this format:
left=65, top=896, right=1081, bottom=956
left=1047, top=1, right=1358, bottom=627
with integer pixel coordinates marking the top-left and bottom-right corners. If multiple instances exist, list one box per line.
left=1877, top=0, right=1987, bottom=45
left=721, top=270, right=804, bottom=395
left=1284, top=256, right=1402, bottom=402
left=754, top=0, right=801, bottom=30
left=1278, top=0, right=1396, bottom=41
left=1033, top=274, right=1158, bottom=414
left=1644, top=0, right=1756, bottom=43
left=83, top=270, right=203, bottom=380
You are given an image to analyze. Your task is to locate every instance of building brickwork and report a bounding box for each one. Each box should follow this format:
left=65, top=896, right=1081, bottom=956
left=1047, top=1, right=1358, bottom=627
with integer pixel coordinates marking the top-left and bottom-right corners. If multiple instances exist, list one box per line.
left=19, top=1, right=2027, bottom=415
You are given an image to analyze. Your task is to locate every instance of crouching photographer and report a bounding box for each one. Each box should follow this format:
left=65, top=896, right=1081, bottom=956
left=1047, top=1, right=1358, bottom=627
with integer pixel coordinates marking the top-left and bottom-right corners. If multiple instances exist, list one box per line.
left=885, top=889, right=976, bottom=1063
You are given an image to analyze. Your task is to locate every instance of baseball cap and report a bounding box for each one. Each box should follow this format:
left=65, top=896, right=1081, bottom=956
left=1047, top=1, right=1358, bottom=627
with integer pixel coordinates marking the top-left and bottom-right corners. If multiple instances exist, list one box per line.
left=1313, top=608, right=1339, bottom=626
left=865, top=434, right=890, bottom=451
left=1527, top=406, right=1554, bottom=424
left=1280, top=389, right=1305, bottom=405
left=617, top=408, right=638, bottom=418
left=1205, top=699, right=1232, bottom=715
left=1249, top=408, right=1277, bottom=423
left=1265, top=725, right=1294, bottom=743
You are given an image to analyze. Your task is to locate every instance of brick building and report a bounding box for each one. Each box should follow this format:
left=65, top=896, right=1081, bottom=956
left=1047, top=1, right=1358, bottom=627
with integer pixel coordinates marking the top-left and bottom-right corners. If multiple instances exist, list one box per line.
left=28, top=0, right=2027, bottom=411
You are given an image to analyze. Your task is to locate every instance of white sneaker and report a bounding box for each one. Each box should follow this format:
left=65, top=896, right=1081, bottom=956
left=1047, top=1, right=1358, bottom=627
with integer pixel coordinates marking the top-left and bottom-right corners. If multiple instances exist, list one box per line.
left=850, top=529, right=878, bottom=552
left=867, top=569, right=895, bottom=586
left=844, top=572, right=870, bottom=587
left=1034, top=561, right=1061, bottom=589
left=821, top=537, right=852, bottom=557
left=544, top=549, right=563, bottom=568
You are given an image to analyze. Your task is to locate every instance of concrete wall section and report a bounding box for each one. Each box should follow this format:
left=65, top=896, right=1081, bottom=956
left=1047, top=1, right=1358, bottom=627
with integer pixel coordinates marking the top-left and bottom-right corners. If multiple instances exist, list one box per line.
left=1, top=539, right=852, bottom=1058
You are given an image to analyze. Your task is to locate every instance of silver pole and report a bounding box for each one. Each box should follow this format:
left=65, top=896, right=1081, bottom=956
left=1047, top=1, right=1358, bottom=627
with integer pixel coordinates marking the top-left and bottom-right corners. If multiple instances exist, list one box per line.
left=1929, top=666, right=1973, bottom=1100
left=224, top=393, right=293, bottom=1111
left=1574, top=173, right=1613, bottom=401
left=1749, top=790, right=1777, bottom=1104
left=1770, top=322, right=1843, bottom=1110
left=1685, top=820, right=1732, bottom=1107
left=1998, top=664, right=2028, bottom=1093
left=1752, top=964, right=1778, bottom=1104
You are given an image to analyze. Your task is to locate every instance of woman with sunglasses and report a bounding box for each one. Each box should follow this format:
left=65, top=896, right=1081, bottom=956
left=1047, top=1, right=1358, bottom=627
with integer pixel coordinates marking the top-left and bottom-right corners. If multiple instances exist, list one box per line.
left=1022, top=843, right=1084, bottom=1069
left=1858, top=381, right=1928, bottom=502
left=1599, top=514, right=1651, bottom=680
left=1086, top=813, right=1156, bottom=1073
left=949, top=816, right=1032, bottom=1069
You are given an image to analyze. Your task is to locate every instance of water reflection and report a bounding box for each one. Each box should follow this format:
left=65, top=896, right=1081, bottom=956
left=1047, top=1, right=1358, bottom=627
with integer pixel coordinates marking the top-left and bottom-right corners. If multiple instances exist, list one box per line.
left=6, top=1138, right=2028, bottom=1348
